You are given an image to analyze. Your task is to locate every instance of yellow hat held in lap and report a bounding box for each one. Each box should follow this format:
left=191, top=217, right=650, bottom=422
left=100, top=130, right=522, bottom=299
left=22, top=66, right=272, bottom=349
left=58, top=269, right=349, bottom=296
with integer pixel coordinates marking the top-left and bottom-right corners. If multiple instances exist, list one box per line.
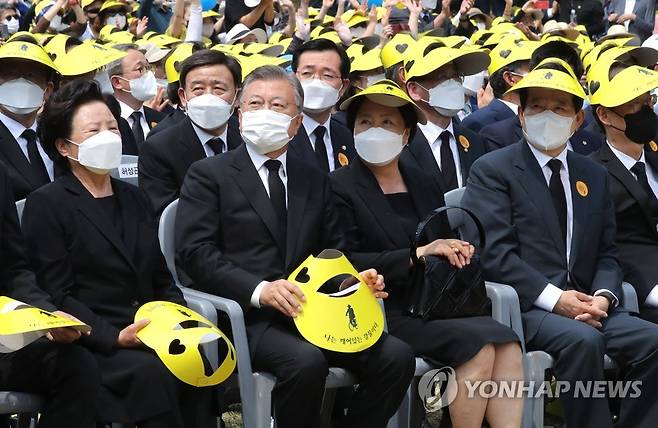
left=135, top=301, right=236, bottom=387
left=289, top=250, right=384, bottom=353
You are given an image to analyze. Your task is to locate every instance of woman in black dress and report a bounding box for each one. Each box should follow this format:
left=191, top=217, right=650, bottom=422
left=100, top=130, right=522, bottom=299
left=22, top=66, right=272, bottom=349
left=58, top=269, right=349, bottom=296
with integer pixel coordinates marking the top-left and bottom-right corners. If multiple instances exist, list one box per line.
left=330, top=80, right=523, bottom=427
left=21, top=80, right=215, bottom=428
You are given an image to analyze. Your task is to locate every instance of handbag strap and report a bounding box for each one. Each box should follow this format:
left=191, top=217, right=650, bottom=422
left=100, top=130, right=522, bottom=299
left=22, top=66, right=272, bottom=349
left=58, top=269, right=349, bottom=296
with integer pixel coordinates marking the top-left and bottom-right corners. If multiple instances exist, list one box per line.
left=410, top=206, right=486, bottom=264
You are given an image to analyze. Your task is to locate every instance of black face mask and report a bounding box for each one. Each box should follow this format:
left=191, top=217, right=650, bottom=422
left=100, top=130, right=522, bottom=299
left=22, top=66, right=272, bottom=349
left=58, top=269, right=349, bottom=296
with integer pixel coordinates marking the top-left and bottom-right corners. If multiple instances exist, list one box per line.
left=611, top=105, right=657, bottom=145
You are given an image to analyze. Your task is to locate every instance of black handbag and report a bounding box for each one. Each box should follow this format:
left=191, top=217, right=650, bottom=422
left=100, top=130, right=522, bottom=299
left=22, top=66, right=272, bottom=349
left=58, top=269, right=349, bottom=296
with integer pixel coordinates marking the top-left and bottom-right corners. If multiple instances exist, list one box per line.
left=406, top=206, right=491, bottom=321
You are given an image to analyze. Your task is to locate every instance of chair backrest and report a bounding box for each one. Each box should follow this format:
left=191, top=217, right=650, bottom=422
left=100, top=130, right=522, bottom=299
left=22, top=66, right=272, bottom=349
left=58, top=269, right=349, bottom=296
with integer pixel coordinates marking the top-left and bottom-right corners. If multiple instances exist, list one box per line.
left=110, top=155, right=139, bottom=187
left=15, top=199, right=25, bottom=226
left=443, top=187, right=466, bottom=229
left=158, top=199, right=181, bottom=286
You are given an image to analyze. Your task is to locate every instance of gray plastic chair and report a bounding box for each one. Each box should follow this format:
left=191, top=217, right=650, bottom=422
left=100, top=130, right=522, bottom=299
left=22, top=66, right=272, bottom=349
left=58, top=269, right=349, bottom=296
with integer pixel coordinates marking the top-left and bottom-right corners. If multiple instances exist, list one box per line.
left=109, top=155, right=139, bottom=187
left=15, top=199, right=25, bottom=226
left=158, top=199, right=359, bottom=428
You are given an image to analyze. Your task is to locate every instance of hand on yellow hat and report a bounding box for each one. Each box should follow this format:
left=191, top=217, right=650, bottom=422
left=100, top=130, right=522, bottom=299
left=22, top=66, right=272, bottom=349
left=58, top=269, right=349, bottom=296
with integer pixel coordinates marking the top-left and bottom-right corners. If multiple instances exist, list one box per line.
left=260, top=279, right=306, bottom=318
left=117, top=318, right=150, bottom=348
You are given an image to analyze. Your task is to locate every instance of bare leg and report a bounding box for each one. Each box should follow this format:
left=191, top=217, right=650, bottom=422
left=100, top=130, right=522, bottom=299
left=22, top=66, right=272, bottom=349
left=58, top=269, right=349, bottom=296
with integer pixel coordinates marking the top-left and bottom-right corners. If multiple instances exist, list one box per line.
left=485, top=342, right=524, bottom=428
left=449, top=343, right=495, bottom=428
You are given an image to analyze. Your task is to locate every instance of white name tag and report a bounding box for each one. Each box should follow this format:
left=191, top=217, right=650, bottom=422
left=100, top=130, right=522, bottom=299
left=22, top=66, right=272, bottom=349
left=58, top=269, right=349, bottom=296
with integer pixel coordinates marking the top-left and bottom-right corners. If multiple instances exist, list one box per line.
left=118, top=163, right=138, bottom=178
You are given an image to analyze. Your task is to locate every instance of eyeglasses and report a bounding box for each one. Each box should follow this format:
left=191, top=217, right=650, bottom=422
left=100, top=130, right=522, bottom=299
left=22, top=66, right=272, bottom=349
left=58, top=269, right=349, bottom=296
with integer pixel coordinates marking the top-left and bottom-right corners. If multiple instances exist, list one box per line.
left=297, top=70, right=341, bottom=83
left=86, top=8, right=100, bottom=14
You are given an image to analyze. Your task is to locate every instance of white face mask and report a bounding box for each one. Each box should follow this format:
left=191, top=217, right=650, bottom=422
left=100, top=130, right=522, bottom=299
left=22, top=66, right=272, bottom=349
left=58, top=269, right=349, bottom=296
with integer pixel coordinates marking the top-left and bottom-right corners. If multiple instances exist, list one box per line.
left=106, top=14, right=126, bottom=29
left=301, top=78, right=340, bottom=113
left=462, top=72, right=484, bottom=97
left=426, top=79, right=465, bottom=117
left=202, top=23, right=214, bottom=38
left=125, top=71, right=158, bottom=102
left=67, top=130, right=123, bottom=175
left=0, top=78, right=45, bottom=115
left=241, top=109, right=294, bottom=155
left=4, top=16, right=19, bottom=34
left=366, top=74, right=385, bottom=87
left=156, top=78, right=168, bottom=89
left=354, top=127, right=405, bottom=166
left=186, top=93, right=233, bottom=131
left=351, top=26, right=367, bottom=39
left=421, top=0, right=437, bottom=8
left=94, top=70, right=114, bottom=95
left=522, top=110, right=575, bottom=151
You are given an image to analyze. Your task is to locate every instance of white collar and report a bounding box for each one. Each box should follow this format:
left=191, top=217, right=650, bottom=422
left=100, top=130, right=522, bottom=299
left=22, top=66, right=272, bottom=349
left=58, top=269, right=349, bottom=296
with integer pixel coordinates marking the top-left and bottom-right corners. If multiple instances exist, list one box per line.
left=527, top=141, right=569, bottom=170
left=0, top=111, right=37, bottom=141
left=499, top=98, right=519, bottom=115
left=607, top=140, right=644, bottom=172
left=417, top=119, right=455, bottom=145
left=118, top=100, right=145, bottom=121
left=190, top=120, right=229, bottom=146
left=245, top=143, right=288, bottom=177
left=302, top=113, right=331, bottom=139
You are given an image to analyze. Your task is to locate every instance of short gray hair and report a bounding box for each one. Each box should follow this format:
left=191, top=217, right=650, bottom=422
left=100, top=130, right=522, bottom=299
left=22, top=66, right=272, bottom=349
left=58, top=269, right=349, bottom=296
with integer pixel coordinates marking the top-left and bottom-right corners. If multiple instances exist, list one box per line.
left=106, top=43, right=143, bottom=77
left=239, top=65, right=304, bottom=113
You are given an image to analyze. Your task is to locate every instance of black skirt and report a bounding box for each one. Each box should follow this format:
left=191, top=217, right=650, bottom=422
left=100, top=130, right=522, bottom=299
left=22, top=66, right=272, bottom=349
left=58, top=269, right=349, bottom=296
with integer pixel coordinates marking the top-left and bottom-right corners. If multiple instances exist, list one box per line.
left=386, top=310, right=520, bottom=367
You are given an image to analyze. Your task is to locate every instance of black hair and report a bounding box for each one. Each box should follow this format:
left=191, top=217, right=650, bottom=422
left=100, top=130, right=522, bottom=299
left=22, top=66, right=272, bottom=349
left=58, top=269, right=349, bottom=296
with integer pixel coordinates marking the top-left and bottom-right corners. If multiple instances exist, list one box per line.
left=345, top=96, right=418, bottom=139
left=178, top=49, right=242, bottom=90
left=489, top=60, right=527, bottom=99
left=517, top=62, right=584, bottom=112
left=291, top=39, right=351, bottom=79
left=38, top=80, right=109, bottom=172
left=529, top=41, right=584, bottom=79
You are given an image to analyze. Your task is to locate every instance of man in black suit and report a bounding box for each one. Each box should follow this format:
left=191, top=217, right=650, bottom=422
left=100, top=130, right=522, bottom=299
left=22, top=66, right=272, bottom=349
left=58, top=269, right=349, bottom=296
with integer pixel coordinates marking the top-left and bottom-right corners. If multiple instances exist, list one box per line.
left=404, top=45, right=489, bottom=191
left=590, top=63, right=658, bottom=324
left=461, top=38, right=535, bottom=133
left=139, top=50, right=243, bottom=215
left=290, top=39, right=356, bottom=172
left=108, top=44, right=165, bottom=155
left=0, top=41, right=58, bottom=201
left=175, top=65, right=415, bottom=428
left=0, top=166, right=100, bottom=428
left=463, top=59, right=658, bottom=427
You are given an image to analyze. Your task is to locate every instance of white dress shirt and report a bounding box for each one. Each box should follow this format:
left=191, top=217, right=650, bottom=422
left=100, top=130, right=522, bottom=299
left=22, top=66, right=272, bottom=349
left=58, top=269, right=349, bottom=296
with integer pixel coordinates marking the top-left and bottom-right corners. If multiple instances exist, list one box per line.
left=527, top=143, right=618, bottom=311
left=119, top=100, right=151, bottom=139
left=500, top=99, right=519, bottom=115
left=302, top=114, right=335, bottom=172
left=0, top=111, right=54, bottom=181
left=608, top=141, right=658, bottom=307
left=245, top=143, right=289, bottom=308
left=624, top=0, right=636, bottom=30
left=190, top=121, right=229, bottom=157
left=417, top=120, right=463, bottom=187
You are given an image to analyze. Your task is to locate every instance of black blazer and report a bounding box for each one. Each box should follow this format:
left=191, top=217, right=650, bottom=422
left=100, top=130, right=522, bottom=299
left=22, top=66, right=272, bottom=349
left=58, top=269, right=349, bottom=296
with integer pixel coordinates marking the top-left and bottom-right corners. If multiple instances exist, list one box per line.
left=0, top=167, right=55, bottom=311
left=288, top=116, right=356, bottom=171
left=591, top=143, right=658, bottom=304
left=330, top=155, right=448, bottom=311
left=462, top=141, right=622, bottom=317
left=406, top=119, right=487, bottom=192
left=480, top=115, right=603, bottom=155
left=461, top=98, right=516, bottom=133
left=0, top=121, right=58, bottom=202
left=139, top=116, right=243, bottom=215
left=22, top=174, right=184, bottom=355
left=147, top=108, right=187, bottom=138
left=121, top=106, right=166, bottom=156
left=175, top=144, right=346, bottom=356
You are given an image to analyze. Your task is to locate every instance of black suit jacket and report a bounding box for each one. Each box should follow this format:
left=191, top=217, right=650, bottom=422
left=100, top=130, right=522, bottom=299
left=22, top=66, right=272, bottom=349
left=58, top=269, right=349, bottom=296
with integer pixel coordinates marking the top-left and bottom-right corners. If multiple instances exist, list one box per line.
left=405, top=119, right=487, bottom=192
left=0, top=167, right=55, bottom=311
left=330, top=155, right=448, bottom=311
left=0, top=121, right=58, bottom=202
left=175, top=144, right=346, bottom=356
left=461, top=98, right=516, bottom=133
left=120, top=106, right=166, bottom=155
left=288, top=116, right=356, bottom=171
left=462, top=141, right=622, bottom=322
left=480, top=115, right=603, bottom=155
left=147, top=108, right=187, bottom=138
left=22, top=174, right=184, bottom=355
left=139, top=116, right=243, bottom=215
left=591, top=143, right=658, bottom=304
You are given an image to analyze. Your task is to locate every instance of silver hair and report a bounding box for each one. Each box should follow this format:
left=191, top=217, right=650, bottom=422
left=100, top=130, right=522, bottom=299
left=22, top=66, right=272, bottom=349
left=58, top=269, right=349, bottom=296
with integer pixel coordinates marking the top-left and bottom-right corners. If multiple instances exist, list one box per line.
left=106, top=43, right=143, bottom=77
left=239, top=65, right=304, bottom=113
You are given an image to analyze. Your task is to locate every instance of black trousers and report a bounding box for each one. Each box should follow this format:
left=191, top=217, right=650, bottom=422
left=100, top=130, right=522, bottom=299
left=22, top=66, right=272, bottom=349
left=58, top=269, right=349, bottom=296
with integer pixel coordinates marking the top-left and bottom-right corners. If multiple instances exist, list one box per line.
left=251, top=319, right=415, bottom=428
left=525, top=308, right=658, bottom=428
left=0, top=338, right=100, bottom=428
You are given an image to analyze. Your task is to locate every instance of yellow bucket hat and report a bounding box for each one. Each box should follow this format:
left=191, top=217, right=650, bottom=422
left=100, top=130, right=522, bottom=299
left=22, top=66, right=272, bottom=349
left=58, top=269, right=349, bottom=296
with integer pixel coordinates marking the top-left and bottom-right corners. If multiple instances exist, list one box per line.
left=506, top=57, right=587, bottom=100
left=340, top=79, right=427, bottom=124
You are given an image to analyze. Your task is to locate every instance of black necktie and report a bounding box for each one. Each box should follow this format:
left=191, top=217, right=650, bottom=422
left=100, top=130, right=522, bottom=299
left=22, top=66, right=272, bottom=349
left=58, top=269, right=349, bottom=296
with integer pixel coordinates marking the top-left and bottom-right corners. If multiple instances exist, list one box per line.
left=548, top=159, right=567, bottom=247
left=439, top=131, right=458, bottom=191
left=313, top=126, right=330, bottom=173
left=206, top=137, right=224, bottom=156
left=22, top=129, right=50, bottom=185
left=130, top=111, right=145, bottom=146
left=265, top=159, right=287, bottom=240
left=631, top=161, right=658, bottom=215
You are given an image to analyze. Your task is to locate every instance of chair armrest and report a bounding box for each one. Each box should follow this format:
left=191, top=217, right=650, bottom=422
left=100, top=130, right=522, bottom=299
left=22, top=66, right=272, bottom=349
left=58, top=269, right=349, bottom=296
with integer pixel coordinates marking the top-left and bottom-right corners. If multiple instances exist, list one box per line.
left=485, top=281, right=526, bottom=352
left=622, top=282, right=640, bottom=313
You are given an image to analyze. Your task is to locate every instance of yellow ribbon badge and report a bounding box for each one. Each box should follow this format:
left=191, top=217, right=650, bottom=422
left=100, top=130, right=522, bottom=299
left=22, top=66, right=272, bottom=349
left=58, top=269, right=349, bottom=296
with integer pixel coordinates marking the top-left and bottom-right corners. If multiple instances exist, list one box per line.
left=576, top=180, right=588, bottom=197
